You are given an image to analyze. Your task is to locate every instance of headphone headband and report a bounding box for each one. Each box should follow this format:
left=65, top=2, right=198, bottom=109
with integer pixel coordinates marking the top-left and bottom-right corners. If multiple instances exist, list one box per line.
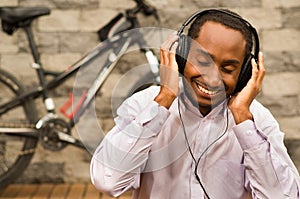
left=177, top=9, right=260, bottom=59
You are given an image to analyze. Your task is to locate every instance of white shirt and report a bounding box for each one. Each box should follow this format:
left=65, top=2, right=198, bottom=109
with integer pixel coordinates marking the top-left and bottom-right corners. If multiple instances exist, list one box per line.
left=91, top=86, right=300, bottom=199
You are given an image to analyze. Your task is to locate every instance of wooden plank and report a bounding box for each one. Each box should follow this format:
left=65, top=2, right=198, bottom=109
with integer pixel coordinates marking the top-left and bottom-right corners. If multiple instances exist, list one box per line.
left=49, top=184, right=70, bottom=199
left=100, top=190, right=132, bottom=199
left=83, top=184, right=100, bottom=199
left=0, top=183, right=133, bottom=199
left=14, top=184, right=38, bottom=199
left=118, top=191, right=132, bottom=199
left=65, top=184, right=85, bottom=199
left=101, top=192, right=117, bottom=199
left=0, top=184, right=23, bottom=198
left=31, top=184, right=54, bottom=199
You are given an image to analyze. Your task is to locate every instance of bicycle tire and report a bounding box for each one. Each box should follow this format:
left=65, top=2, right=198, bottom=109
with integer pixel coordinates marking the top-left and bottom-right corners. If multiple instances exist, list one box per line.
left=0, top=69, right=38, bottom=188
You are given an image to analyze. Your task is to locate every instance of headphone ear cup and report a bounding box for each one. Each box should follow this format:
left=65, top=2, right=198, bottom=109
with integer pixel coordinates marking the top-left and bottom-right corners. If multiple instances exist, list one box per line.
left=176, top=35, right=190, bottom=74
left=234, top=54, right=253, bottom=94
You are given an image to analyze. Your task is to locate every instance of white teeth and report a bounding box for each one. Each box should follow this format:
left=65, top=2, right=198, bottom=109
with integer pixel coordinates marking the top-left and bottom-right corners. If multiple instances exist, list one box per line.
left=196, top=83, right=217, bottom=95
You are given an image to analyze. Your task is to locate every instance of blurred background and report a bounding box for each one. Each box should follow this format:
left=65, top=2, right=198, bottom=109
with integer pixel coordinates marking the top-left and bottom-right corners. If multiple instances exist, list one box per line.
left=0, top=0, right=299, bottom=184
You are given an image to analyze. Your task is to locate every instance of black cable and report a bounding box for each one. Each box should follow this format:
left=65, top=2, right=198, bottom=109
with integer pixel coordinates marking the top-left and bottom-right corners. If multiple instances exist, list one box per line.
left=178, top=99, right=229, bottom=199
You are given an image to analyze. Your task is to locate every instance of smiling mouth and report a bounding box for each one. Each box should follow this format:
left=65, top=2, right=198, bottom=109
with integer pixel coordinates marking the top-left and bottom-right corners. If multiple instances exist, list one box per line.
left=195, top=82, right=218, bottom=95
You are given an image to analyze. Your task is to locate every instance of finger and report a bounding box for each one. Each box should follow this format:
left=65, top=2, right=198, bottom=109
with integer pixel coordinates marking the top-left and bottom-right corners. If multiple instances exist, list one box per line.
left=161, top=34, right=179, bottom=50
left=160, top=47, right=168, bottom=65
left=251, top=57, right=259, bottom=80
left=257, top=52, right=265, bottom=84
left=160, top=41, right=171, bottom=65
left=160, top=34, right=179, bottom=66
left=168, top=41, right=179, bottom=67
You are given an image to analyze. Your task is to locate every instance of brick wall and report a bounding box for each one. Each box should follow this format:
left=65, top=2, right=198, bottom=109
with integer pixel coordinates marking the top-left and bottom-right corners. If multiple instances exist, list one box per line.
left=0, top=0, right=299, bottom=183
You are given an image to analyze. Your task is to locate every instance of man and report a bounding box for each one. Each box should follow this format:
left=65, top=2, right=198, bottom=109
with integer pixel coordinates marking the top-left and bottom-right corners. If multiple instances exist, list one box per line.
left=90, top=9, right=300, bottom=198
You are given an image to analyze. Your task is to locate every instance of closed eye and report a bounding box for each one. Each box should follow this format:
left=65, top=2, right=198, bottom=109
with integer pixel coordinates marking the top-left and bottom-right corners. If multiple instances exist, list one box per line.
left=195, top=49, right=214, bottom=67
left=221, top=66, right=234, bottom=73
left=197, top=60, right=212, bottom=67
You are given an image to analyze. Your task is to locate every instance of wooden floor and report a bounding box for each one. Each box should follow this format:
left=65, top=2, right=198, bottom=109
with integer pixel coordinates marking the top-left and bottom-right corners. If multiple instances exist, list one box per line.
left=0, top=183, right=132, bottom=199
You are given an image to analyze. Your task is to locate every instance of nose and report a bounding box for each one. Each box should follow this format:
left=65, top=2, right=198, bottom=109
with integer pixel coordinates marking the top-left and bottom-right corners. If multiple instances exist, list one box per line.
left=202, top=64, right=223, bottom=89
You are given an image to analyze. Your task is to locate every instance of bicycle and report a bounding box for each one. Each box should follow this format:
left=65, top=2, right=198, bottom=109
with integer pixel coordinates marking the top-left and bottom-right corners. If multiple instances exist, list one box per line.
left=0, top=0, right=161, bottom=188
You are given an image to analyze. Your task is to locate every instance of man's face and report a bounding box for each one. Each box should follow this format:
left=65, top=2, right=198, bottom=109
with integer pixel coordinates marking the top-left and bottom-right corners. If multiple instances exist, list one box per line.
left=183, top=21, right=246, bottom=115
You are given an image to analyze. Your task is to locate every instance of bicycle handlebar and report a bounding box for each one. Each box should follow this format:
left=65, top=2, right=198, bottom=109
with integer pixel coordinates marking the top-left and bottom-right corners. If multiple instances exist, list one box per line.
left=97, top=0, right=159, bottom=41
left=130, top=0, right=158, bottom=19
left=134, top=0, right=156, bottom=16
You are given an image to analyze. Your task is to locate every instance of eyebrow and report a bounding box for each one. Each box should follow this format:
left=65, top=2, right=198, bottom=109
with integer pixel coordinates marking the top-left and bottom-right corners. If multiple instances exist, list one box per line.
left=195, top=48, right=241, bottom=66
left=196, top=48, right=211, bottom=57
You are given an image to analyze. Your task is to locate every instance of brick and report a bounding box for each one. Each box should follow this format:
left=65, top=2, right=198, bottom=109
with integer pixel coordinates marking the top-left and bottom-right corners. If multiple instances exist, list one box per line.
left=263, top=72, right=300, bottom=97
left=0, top=31, right=19, bottom=53
left=37, top=32, right=60, bottom=54
left=38, top=10, right=80, bottom=32
left=238, top=8, right=282, bottom=29
left=19, top=0, right=55, bottom=8
left=41, top=53, right=82, bottom=71
left=264, top=51, right=300, bottom=73
left=262, top=29, right=300, bottom=51
left=147, top=0, right=183, bottom=9
left=258, top=95, right=299, bottom=117
left=180, top=0, right=219, bottom=7
left=220, top=0, right=261, bottom=7
left=285, top=139, right=300, bottom=172
left=59, top=32, right=98, bottom=53
left=65, top=162, right=91, bottom=183
left=80, top=9, right=118, bottom=32
left=100, top=72, right=123, bottom=97
left=100, top=0, right=135, bottom=9
left=52, top=0, right=99, bottom=9
left=282, top=7, right=300, bottom=28
left=263, top=0, right=300, bottom=8
left=262, top=0, right=281, bottom=8
left=277, top=116, right=300, bottom=139
left=0, top=0, right=17, bottom=6
left=1, top=53, right=37, bottom=82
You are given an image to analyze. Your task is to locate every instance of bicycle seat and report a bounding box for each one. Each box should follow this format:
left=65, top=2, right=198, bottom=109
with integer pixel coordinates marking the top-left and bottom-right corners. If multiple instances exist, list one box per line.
left=0, top=7, right=50, bottom=24
left=0, top=7, right=50, bottom=34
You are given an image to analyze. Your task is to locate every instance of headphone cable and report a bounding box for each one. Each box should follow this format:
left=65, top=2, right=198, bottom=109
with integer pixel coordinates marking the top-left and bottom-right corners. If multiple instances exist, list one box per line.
left=178, top=99, right=229, bottom=199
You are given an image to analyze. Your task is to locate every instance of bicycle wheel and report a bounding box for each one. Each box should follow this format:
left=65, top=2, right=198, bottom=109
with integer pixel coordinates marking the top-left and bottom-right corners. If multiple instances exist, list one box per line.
left=0, top=69, right=38, bottom=188
left=110, top=68, right=160, bottom=118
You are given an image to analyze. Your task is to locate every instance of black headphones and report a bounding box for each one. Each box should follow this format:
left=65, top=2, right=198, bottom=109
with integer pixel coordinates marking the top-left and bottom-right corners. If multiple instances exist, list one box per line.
left=175, top=9, right=260, bottom=94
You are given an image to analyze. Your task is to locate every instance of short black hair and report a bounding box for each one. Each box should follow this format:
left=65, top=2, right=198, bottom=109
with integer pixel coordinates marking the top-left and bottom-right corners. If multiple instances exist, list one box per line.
left=187, top=9, right=253, bottom=59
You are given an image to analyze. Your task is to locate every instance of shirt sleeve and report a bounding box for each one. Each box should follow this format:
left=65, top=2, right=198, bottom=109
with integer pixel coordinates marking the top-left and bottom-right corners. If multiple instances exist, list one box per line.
left=233, top=109, right=300, bottom=198
left=90, top=87, right=170, bottom=197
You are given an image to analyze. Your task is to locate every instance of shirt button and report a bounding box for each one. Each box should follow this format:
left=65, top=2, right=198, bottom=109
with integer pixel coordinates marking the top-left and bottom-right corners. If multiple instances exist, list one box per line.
left=127, top=138, right=133, bottom=144
left=104, top=168, right=112, bottom=177
left=246, top=130, right=253, bottom=136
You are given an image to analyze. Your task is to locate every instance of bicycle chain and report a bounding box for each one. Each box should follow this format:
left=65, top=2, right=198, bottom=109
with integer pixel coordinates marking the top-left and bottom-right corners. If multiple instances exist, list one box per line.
left=0, top=122, right=35, bottom=128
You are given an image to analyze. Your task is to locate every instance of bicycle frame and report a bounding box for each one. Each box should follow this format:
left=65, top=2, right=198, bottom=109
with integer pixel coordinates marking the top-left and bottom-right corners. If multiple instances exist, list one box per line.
left=0, top=28, right=159, bottom=149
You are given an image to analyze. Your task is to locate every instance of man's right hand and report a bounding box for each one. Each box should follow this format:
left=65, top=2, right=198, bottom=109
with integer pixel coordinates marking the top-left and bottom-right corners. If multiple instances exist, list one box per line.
left=154, top=33, right=180, bottom=109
